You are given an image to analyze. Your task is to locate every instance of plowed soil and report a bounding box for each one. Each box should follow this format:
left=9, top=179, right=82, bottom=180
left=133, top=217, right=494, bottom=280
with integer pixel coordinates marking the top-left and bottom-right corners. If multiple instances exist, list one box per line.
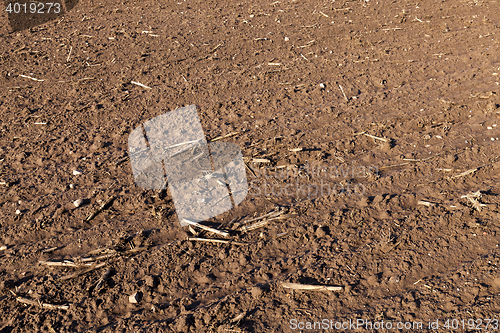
left=1, top=0, right=500, bottom=332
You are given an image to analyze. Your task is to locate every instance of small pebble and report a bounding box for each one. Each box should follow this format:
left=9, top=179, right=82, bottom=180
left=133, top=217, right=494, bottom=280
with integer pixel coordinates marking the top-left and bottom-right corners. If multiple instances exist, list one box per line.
left=251, top=286, right=263, bottom=298
left=129, top=292, right=141, bottom=304
left=145, top=275, right=157, bottom=288
left=284, top=36, right=289, bottom=41
left=15, top=209, right=21, bottom=215
left=69, top=184, right=75, bottom=189
left=319, top=83, right=326, bottom=88
left=73, top=170, right=82, bottom=176
left=0, top=245, right=7, bottom=251
left=73, top=199, right=84, bottom=208
left=388, top=276, right=400, bottom=283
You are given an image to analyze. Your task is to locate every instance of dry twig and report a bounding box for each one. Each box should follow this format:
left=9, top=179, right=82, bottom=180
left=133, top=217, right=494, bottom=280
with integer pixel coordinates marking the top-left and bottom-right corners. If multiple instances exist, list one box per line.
left=354, top=131, right=389, bottom=143
left=252, top=158, right=271, bottom=163
left=379, top=162, right=410, bottom=170
left=93, top=268, right=113, bottom=293
left=187, top=237, right=247, bottom=246
left=13, top=293, right=70, bottom=310
left=338, top=84, right=349, bottom=101
left=19, top=74, right=44, bottom=82
left=86, top=196, right=116, bottom=222
left=244, top=162, right=257, bottom=178
left=58, top=262, right=108, bottom=281
left=130, top=81, right=152, bottom=89
left=461, top=190, right=488, bottom=212
left=209, top=131, right=241, bottom=142
left=183, top=219, right=230, bottom=237
left=232, top=209, right=283, bottom=228
left=282, top=282, right=342, bottom=291
left=66, top=46, right=73, bottom=62
left=40, top=247, right=60, bottom=254
left=238, top=220, right=269, bottom=233
left=450, top=168, right=478, bottom=179
left=54, top=247, right=146, bottom=281
left=39, top=260, right=92, bottom=268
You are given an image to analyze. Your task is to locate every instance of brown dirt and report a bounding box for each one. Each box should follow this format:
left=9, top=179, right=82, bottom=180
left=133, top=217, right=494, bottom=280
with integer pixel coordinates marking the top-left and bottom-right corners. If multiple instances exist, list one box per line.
left=1, top=0, right=500, bottom=332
